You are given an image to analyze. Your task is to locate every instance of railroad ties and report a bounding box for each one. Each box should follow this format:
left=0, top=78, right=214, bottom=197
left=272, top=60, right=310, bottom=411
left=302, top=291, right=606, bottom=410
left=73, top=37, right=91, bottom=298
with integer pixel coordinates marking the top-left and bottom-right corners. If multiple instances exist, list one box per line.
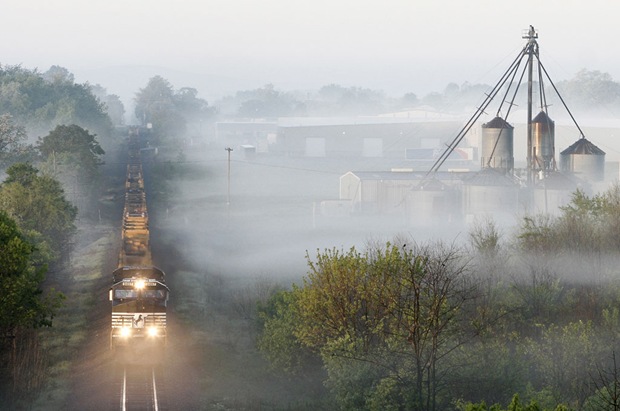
left=118, top=364, right=167, bottom=411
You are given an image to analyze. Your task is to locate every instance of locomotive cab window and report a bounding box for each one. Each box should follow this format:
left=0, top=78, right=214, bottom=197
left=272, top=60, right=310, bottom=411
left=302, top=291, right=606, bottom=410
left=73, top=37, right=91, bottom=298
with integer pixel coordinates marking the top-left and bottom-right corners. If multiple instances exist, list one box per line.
left=114, top=290, right=138, bottom=299
left=143, top=289, right=167, bottom=299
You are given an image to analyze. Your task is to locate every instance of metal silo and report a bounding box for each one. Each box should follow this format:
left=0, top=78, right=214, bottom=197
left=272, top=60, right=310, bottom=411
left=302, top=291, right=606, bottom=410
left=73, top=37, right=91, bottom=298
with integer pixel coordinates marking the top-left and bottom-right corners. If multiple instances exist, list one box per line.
left=481, top=116, right=514, bottom=173
left=531, top=111, right=555, bottom=172
left=462, top=168, right=519, bottom=225
left=560, top=138, right=605, bottom=181
left=533, top=171, right=577, bottom=215
left=406, top=178, right=460, bottom=226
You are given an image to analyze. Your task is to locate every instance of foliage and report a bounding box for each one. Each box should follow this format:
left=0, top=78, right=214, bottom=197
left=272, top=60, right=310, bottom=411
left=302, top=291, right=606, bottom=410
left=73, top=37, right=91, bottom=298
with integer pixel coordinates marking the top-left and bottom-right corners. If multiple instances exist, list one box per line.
left=554, top=69, right=620, bottom=110
left=313, top=84, right=386, bottom=116
left=583, top=351, right=620, bottom=411
left=469, top=216, right=502, bottom=257
left=134, top=76, right=215, bottom=141
left=37, top=124, right=104, bottom=182
left=517, top=185, right=620, bottom=253
left=0, top=163, right=77, bottom=263
left=0, top=211, right=63, bottom=408
left=258, top=240, right=481, bottom=410
left=0, top=64, right=113, bottom=139
left=0, top=210, right=63, bottom=337
left=0, top=113, right=35, bottom=169
left=236, top=83, right=304, bottom=117
left=526, top=321, right=598, bottom=404
left=257, top=289, right=320, bottom=376
left=456, top=394, right=571, bottom=411
left=88, top=83, right=125, bottom=127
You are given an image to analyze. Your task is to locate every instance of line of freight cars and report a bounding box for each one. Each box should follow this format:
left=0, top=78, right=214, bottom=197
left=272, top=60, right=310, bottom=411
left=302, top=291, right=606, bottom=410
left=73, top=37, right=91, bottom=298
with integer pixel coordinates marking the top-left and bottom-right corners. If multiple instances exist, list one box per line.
left=109, top=127, right=169, bottom=347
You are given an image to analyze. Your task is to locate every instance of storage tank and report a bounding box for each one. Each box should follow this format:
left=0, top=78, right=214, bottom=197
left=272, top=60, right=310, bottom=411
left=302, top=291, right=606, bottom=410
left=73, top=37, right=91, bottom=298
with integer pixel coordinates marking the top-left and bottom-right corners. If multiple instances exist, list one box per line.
left=531, top=111, right=555, bottom=171
left=480, top=116, right=514, bottom=173
left=560, top=138, right=605, bottom=182
left=463, top=168, right=519, bottom=225
left=406, top=178, right=460, bottom=226
left=533, top=171, right=578, bottom=215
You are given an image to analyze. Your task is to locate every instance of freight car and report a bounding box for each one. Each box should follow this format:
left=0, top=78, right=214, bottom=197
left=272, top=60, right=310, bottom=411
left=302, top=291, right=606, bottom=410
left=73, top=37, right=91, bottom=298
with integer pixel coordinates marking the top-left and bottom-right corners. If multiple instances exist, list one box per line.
left=109, top=127, right=169, bottom=347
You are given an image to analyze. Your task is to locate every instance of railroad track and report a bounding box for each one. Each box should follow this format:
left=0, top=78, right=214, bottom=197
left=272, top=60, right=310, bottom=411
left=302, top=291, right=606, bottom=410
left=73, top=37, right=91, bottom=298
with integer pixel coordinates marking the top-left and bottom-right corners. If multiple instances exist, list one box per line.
left=118, top=364, right=166, bottom=410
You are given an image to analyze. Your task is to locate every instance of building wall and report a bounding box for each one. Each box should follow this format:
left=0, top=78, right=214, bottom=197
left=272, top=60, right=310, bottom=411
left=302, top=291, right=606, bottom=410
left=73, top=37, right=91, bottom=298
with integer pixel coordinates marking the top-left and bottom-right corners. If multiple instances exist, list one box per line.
left=275, top=121, right=465, bottom=158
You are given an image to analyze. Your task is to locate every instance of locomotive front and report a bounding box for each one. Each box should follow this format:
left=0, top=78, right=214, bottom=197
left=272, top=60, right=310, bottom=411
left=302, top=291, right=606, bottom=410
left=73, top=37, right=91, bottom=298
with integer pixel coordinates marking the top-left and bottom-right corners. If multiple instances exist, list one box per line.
left=110, top=266, right=169, bottom=345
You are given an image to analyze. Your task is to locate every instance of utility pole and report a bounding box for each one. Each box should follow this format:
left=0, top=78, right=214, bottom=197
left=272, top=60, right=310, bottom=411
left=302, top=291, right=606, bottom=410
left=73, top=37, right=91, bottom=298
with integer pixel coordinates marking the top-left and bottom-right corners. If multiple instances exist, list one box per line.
left=225, top=147, right=233, bottom=205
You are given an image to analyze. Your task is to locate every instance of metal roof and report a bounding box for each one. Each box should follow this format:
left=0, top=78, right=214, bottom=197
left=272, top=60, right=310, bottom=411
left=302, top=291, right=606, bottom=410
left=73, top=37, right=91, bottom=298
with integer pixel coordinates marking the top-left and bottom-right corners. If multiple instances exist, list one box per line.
left=342, top=170, right=473, bottom=181
left=560, top=137, right=606, bottom=155
left=482, top=116, right=513, bottom=129
left=532, top=111, right=554, bottom=124
left=464, top=167, right=519, bottom=186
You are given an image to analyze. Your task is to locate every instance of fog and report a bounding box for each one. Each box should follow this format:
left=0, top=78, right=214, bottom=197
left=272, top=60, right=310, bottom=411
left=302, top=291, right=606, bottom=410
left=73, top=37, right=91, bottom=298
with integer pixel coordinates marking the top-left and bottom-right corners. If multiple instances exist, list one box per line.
left=4, top=1, right=620, bottom=105
left=158, top=151, right=433, bottom=284
left=6, top=1, right=620, bottom=408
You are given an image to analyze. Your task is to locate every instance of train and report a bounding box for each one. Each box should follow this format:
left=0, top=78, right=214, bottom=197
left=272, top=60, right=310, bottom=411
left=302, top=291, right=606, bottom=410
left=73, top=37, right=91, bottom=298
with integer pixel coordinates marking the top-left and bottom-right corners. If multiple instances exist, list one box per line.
left=109, top=127, right=169, bottom=347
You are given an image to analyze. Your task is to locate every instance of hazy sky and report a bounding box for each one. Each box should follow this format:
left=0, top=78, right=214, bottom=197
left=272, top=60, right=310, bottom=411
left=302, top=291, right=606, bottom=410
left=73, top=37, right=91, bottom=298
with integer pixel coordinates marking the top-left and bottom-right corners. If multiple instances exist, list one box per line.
left=2, top=0, right=619, bottom=101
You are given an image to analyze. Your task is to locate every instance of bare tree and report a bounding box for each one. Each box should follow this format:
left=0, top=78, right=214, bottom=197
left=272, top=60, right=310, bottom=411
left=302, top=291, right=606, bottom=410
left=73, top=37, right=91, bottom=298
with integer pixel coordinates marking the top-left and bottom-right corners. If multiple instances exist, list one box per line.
left=588, top=351, right=620, bottom=411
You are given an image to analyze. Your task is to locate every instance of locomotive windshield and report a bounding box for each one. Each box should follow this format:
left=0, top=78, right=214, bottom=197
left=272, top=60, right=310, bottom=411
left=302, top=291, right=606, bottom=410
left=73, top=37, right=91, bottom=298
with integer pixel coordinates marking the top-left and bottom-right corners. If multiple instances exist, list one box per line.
left=115, top=289, right=138, bottom=299
left=143, top=289, right=167, bottom=299
left=113, top=288, right=168, bottom=300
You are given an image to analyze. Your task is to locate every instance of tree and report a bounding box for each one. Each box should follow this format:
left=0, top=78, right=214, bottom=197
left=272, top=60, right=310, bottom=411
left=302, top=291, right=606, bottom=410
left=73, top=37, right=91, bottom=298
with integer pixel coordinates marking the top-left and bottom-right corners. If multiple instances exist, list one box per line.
left=0, top=163, right=77, bottom=263
left=42, top=65, right=74, bottom=84
left=0, top=209, right=63, bottom=404
left=37, top=124, right=105, bottom=210
left=555, top=69, right=620, bottom=110
left=281, top=240, right=479, bottom=410
left=134, top=76, right=185, bottom=140
left=257, top=289, right=322, bottom=377
left=456, top=394, right=571, bottom=411
left=0, top=113, right=34, bottom=169
left=315, top=84, right=385, bottom=115
left=586, top=351, right=620, bottom=411
left=517, top=184, right=620, bottom=254
left=235, top=84, right=302, bottom=117
left=527, top=321, right=598, bottom=404
left=175, top=87, right=214, bottom=121
left=38, top=124, right=104, bottom=174
left=0, top=210, right=62, bottom=337
left=88, top=83, right=125, bottom=127
left=0, top=65, right=113, bottom=140
left=402, top=92, right=419, bottom=107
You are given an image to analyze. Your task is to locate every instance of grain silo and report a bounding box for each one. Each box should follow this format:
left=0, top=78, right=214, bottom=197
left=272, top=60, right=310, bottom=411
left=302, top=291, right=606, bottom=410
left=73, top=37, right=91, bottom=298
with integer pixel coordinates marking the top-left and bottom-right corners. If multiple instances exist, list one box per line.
left=462, top=168, right=520, bottom=224
left=533, top=171, right=578, bottom=215
left=531, top=111, right=556, bottom=172
left=406, top=178, right=460, bottom=226
left=480, top=116, right=514, bottom=173
left=559, top=138, right=605, bottom=182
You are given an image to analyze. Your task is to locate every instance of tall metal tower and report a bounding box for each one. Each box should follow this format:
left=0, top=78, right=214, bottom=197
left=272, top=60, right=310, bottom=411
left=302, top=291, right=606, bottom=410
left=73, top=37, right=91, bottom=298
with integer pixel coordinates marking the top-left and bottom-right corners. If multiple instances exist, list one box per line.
left=524, top=25, right=538, bottom=185
left=425, top=25, right=586, bottom=189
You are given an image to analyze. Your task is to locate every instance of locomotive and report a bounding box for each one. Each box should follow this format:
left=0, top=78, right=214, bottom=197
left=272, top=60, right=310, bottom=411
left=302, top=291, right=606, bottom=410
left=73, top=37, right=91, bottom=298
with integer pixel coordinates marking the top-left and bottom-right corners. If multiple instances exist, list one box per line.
left=109, top=127, right=169, bottom=347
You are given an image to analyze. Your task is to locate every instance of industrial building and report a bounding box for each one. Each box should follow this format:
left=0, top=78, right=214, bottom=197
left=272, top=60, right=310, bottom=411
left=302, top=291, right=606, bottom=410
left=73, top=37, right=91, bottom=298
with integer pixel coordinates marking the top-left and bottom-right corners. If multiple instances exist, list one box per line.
left=217, top=27, right=616, bottom=228
left=327, top=26, right=612, bottom=226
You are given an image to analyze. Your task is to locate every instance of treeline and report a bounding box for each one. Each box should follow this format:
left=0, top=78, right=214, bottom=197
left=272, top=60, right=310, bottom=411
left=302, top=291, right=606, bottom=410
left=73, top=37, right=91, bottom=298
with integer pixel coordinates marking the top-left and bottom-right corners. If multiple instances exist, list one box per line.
left=257, top=184, right=620, bottom=410
left=133, top=75, right=216, bottom=144
left=0, top=64, right=114, bottom=407
left=0, top=64, right=219, bottom=407
left=0, top=64, right=116, bottom=139
left=208, top=69, right=620, bottom=119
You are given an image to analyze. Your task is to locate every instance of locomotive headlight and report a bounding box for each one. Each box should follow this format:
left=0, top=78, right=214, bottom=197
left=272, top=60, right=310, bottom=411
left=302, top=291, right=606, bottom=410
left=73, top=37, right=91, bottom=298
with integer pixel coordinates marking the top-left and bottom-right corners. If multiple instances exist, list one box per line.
left=134, top=279, right=145, bottom=290
left=120, top=327, right=132, bottom=338
left=147, top=327, right=158, bottom=337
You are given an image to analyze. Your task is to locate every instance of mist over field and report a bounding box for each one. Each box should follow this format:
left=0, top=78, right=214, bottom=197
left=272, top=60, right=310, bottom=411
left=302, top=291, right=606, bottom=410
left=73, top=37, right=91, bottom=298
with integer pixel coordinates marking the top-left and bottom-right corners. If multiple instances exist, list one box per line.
left=5, top=0, right=620, bottom=409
